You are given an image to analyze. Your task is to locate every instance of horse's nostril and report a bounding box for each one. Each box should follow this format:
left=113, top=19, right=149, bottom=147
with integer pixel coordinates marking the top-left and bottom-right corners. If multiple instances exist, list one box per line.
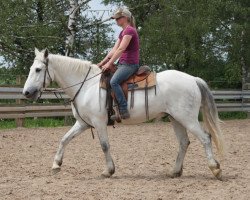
left=25, top=91, right=30, bottom=96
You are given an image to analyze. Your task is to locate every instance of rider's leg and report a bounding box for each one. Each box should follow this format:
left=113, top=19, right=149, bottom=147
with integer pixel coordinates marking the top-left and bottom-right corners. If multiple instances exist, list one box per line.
left=110, top=64, right=138, bottom=118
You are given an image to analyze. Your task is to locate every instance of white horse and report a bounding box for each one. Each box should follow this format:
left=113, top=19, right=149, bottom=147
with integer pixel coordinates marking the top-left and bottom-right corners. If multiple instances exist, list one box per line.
left=23, top=48, right=224, bottom=179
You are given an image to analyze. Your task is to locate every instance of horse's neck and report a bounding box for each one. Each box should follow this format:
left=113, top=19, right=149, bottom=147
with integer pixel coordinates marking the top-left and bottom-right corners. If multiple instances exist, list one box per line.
left=49, top=55, right=100, bottom=98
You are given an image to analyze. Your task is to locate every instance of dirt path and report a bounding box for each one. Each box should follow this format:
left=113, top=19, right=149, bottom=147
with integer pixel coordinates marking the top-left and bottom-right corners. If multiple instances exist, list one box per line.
left=0, top=119, right=249, bottom=200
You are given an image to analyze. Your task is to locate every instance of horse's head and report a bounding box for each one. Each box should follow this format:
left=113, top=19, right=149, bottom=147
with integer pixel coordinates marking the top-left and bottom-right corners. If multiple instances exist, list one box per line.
left=23, top=48, right=54, bottom=100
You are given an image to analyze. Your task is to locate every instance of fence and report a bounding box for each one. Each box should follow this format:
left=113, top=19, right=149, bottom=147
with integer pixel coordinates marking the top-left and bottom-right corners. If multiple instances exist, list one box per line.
left=0, top=87, right=71, bottom=126
left=0, top=87, right=249, bottom=127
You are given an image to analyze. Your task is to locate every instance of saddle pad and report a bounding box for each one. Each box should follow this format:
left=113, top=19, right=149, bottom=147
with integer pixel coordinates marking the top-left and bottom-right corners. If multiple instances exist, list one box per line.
left=100, top=72, right=156, bottom=90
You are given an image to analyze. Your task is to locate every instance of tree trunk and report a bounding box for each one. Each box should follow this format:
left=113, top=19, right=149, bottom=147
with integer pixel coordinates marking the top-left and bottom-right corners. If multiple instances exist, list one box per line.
left=64, top=0, right=90, bottom=123
left=241, top=30, right=250, bottom=90
left=36, top=0, right=44, bottom=22
left=65, top=0, right=91, bottom=57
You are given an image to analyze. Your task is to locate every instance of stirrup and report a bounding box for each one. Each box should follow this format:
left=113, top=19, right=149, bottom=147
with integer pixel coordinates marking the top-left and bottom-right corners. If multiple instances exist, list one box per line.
left=110, top=112, right=130, bottom=121
left=111, top=105, right=121, bottom=122
left=110, top=114, right=121, bottom=122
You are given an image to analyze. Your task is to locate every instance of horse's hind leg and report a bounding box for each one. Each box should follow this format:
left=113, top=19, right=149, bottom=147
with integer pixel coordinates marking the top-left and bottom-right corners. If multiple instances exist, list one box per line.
left=186, top=120, right=222, bottom=180
left=169, top=117, right=190, bottom=178
left=52, top=121, right=88, bottom=172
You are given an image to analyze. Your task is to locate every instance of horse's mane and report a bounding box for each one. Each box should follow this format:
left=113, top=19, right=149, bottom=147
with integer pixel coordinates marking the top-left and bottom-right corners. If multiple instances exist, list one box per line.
left=49, top=54, right=100, bottom=74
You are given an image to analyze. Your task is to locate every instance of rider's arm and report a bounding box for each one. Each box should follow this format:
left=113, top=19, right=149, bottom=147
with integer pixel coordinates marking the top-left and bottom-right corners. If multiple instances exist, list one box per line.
left=107, top=35, right=132, bottom=65
left=97, top=39, right=120, bottom=67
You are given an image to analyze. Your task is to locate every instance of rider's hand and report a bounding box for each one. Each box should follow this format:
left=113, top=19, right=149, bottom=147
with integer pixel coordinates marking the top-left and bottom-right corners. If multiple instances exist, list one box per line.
left=97, top=62, right=103, bottom=68
left=102, top=62, right=111, bottom=72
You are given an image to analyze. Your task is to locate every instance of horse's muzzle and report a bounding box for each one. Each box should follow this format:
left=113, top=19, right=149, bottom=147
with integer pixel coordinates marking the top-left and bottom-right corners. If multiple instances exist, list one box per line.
left=23, top=87, right=39, bottom=100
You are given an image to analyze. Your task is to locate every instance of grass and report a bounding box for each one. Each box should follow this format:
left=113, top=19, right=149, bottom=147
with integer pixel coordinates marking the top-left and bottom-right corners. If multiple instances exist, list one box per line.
left=0, top=119, right=16, bottom=129
left=0, top=112, right=248, bottom=130
left=24, top=118, right=65, bottom=128
left=0, top=117, right=75, bottom=130
left=219, top=111, right=248, bottom=120
left=154, top=111, right=248, bottom=123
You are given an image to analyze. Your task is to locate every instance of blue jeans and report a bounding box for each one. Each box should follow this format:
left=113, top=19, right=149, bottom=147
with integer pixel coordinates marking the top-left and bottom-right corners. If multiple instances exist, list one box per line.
left=110, top=63, right=139, bottom=111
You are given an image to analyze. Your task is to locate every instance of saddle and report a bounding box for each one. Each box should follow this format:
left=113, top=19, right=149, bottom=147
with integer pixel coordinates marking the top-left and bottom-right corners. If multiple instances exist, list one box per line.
left=100, top=65, right=157, bottom=125
left=100, top=65, right=155, bottom=92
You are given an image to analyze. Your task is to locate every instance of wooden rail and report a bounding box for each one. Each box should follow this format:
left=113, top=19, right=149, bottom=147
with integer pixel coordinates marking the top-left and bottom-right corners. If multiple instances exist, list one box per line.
left=0, top=105, right=72, bottom=119
left=0, top=87, right=249, bottom=125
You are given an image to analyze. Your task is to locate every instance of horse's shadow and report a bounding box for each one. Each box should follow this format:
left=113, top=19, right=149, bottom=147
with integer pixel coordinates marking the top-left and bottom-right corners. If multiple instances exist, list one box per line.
left=92, top=173, right=237, bottom=182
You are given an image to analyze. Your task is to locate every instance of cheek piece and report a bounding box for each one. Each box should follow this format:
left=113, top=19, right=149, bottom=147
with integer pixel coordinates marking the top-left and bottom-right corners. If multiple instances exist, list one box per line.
left=35, top=58, right=52, bottom=99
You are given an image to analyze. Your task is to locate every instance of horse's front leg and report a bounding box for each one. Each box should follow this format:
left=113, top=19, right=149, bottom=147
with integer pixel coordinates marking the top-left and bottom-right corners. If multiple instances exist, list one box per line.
left=95, top=122, right=115, bottom=178
left=52, top=121, right=88, bottom=172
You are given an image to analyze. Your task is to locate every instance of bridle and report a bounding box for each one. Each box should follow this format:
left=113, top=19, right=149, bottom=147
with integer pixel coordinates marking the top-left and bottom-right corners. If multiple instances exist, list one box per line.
left=37, top=58, right=103, bottom=138
left=37, top=58, right=102, bottom=95
left=34, top=58, right=52, bottom=100
left=43, top=59, right=52, bottom=88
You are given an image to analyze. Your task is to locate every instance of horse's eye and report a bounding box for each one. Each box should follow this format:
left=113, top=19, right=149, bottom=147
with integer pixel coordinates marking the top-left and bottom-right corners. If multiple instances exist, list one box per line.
left=36, top=68, right=41, bottom=73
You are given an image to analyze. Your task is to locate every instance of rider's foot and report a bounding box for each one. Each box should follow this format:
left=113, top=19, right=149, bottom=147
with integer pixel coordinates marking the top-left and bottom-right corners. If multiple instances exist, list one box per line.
left=120, top=109, right=130, bottom=119
left=110, top=109, right=130, bottom=121
left=110, top=114, right=118, bottom=121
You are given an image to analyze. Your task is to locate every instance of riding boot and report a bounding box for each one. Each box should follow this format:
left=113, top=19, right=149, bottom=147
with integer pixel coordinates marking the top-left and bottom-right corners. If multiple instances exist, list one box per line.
left=111, top=108, right=130, bottom=121
left=120, top=109, right=130, bottom=119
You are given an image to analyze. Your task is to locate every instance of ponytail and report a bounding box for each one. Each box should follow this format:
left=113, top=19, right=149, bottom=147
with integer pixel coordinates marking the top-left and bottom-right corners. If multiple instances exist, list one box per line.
left=130, top=15, right=136, bottom=28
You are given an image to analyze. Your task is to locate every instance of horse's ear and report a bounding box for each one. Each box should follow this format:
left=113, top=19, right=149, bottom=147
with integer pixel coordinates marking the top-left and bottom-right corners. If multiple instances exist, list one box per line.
left=44, top=48, right=49, bottom=59
left=35, top=48, right=39, bottom=56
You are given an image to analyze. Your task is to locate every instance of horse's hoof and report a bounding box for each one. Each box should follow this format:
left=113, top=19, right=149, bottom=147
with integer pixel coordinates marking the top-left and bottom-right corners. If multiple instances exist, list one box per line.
left=209, top=160, right=222, bottom=180
left=52, top=167, right=61, bottom=174
left=167, top=167, right=183, bottom=178
left=101, top=170, right=112, bottom=178
left=52, top=163, right=61, bottom=174
left=168, top=170, right=183, bottom=178
left=213, top=168, right=222, bottom=180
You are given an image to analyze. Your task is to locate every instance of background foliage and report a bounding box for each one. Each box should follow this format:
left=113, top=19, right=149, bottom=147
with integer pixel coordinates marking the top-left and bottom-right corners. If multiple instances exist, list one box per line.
left=104, top=0, right=249, bottom=89
left=0, top=0, right=249, bottom=89
left=0, top=0, right=112, bottom=74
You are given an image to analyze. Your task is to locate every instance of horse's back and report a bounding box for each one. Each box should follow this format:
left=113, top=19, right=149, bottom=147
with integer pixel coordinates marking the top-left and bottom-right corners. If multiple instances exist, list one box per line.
left=157, top=70, right=195, bottom=81
left=156, top=70, right=200, bottom=91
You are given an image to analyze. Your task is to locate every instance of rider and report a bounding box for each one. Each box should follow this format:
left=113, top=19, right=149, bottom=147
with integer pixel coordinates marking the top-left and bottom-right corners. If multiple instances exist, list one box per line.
left=97, top=8, right=140, bottom=119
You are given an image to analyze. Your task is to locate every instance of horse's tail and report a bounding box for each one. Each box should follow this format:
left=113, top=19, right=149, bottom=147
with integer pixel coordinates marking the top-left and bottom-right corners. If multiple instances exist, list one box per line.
left=196, top=77, right=225, bottom=157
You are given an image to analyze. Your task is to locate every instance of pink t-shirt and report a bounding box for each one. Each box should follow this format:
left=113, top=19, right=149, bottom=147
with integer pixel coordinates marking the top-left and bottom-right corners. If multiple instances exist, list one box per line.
left=118, top=25, right=139, bottom=65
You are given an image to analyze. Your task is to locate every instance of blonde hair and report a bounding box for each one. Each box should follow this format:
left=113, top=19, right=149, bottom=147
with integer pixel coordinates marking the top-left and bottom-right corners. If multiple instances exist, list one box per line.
left=113, top=7, right=136, bottom=28
left=129, top=15, right=136, bottom=28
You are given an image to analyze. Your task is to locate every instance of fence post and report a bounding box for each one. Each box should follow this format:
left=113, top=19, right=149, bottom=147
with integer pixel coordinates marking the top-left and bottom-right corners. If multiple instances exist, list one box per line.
left=242, top=83, right=250, bottom=118
left=15, top=75, right=24, bottom=127
left=64, top=116, right=73, bottom=126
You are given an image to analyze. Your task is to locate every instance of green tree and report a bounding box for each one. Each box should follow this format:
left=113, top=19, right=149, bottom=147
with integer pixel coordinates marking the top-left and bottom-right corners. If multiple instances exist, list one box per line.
left=0, top=0, right=113, bottom=74
left=0, top=0, right=67, bottom=73
left=103, top=0, right=249, bottom=89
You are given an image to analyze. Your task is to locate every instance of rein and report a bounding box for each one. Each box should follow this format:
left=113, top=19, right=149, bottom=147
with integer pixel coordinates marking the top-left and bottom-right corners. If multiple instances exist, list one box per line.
left=47, top=70, right=103, bottom=93
left=39, top=58, right=103, bottom=139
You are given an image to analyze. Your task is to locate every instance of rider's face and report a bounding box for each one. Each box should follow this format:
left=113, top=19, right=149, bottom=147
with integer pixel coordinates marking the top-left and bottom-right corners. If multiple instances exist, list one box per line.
left=115, top=16, right=127, bottom=27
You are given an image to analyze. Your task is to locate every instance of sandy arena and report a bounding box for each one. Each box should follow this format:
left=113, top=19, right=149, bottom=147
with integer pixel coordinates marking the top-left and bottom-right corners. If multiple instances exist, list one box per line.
left=0, top=119, right=249, bottom=200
